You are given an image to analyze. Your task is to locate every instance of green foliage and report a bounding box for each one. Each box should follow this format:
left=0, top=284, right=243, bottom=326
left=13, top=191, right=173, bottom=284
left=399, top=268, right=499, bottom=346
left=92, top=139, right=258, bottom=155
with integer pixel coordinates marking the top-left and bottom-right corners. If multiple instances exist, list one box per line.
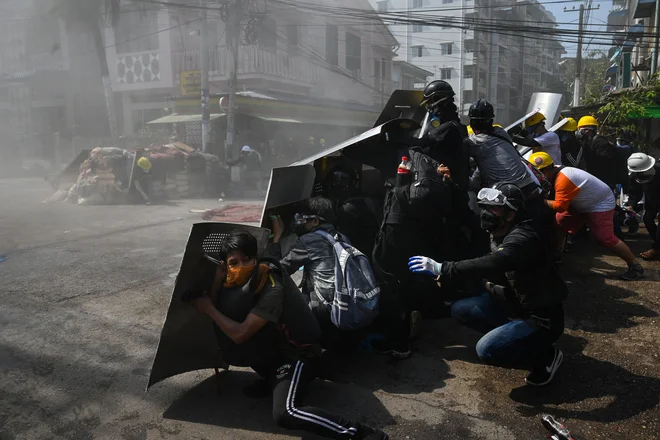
left=560, top=50, right=612, bottom=105
left=596, top=76, right=660, bottom=148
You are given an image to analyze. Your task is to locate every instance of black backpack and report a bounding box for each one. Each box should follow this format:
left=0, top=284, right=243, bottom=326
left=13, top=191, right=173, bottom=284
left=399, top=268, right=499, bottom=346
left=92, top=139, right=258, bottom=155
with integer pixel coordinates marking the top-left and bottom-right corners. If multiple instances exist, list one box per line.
left=393, top=146, right=454, bottom=220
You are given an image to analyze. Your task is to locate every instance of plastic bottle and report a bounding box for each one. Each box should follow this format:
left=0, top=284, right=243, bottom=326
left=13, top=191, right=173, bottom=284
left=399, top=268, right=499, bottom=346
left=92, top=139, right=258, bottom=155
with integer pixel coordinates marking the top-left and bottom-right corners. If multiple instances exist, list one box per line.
left=396, top=156, right=411, bottom=187
left=541, top=414, right=573, bottom=440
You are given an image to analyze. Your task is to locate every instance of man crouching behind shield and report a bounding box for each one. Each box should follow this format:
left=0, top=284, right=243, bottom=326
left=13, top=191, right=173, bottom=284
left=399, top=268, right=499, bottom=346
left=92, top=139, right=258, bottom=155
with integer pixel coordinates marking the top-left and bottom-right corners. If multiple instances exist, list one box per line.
left=184, top=231, right=388, bottom=439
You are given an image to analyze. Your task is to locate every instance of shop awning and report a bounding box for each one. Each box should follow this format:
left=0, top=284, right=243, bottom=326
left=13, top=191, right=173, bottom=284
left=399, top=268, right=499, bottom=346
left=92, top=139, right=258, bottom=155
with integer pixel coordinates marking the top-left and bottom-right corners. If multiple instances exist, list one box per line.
left=147, top=113, right=225, bottom=124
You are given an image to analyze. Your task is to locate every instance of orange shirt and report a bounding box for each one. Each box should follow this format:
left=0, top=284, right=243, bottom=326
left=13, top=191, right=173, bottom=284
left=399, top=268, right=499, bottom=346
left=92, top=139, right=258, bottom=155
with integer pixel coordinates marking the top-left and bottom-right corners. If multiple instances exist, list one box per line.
left=552, top=167, right=615, bottom=213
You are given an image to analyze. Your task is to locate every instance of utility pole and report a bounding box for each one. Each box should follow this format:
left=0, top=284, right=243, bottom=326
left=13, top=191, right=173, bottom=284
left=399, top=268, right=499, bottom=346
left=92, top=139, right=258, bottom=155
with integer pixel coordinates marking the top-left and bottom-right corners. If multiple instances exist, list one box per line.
left=380, top=58, right=385, bottom=108
left=574, top=4, right=584, bottom=107
left=200, top=0, right=210, bottom=152
left=225, top=0, right=242, bottom=161
left=652, top=0, right=660, bottom=75
left=566, top=4, right=598, bottom=106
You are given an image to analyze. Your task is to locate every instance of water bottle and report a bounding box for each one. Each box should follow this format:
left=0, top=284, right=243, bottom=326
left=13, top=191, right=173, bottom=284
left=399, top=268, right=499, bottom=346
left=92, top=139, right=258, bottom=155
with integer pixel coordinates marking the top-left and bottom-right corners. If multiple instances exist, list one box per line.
left=396, top=156, right=411, bottom=187
left=541, top=414, right=573, bottom=440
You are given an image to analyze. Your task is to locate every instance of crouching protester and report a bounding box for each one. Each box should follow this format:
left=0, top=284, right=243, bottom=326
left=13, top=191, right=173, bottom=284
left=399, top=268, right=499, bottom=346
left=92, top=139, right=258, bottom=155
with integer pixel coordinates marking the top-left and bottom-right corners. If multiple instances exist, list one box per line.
left=408, top=183, right=568, bottom=386
left=187, top=231, right=387, bottom=439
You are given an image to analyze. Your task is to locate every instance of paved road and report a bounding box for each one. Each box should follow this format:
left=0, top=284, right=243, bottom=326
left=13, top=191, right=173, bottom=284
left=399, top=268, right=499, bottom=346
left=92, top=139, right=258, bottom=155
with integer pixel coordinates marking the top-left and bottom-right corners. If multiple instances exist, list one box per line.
left=1, top=178, right=656, bottom=440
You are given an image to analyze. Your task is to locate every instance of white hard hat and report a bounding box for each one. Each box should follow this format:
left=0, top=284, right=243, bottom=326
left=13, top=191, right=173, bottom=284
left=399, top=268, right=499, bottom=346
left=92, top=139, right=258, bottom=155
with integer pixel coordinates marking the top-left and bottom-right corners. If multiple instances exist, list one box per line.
left=627, top=152, right=656, bottom=173
left=241, top=145, right=251, bottom=152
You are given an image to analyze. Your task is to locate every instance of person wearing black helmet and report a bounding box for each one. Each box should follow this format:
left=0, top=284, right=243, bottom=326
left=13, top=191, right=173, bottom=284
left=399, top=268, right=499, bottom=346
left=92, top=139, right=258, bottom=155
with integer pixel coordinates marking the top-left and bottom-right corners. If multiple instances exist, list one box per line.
left=420, top=80, right=470, bottom=189
left=408, top=183, right=568, bottom=387
left=467, top=100, right=539, bottom=197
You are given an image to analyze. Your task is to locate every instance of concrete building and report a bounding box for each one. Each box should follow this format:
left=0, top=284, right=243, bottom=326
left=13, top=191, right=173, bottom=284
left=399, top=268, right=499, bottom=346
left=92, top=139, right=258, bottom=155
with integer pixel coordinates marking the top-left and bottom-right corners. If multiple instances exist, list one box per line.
left=0, top=0, right=109, bottom=169
left=369, top=0, right=564, bottom=123
left=103, top=0, right=398, bottom=155
left=607, top=0, right=654, bottom=89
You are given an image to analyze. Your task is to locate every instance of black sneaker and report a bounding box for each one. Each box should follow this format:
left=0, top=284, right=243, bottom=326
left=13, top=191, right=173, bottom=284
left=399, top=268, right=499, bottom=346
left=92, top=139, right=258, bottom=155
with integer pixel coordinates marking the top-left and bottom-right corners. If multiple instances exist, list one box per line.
left=370, top=339, right=412, bottom=359
left=620, top=263, right=644, bottom=281
left=526, top=348, right=563, bottom=387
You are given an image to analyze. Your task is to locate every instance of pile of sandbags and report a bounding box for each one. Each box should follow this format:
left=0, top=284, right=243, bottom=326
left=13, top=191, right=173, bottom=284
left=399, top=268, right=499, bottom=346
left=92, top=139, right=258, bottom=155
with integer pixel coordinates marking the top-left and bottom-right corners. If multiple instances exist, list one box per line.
left=63, top=147, right=132, bottom=205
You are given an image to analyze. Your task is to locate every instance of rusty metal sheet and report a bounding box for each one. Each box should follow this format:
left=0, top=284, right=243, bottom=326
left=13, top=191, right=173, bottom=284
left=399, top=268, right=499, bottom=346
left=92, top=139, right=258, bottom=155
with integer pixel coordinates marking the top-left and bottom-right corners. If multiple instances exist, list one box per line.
left=147, top=222, right=270, bottom=390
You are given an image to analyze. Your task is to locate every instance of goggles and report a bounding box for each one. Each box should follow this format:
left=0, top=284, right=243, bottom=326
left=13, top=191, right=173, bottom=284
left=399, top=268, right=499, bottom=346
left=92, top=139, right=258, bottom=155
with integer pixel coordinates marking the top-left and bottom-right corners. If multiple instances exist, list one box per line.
left=294, top=213, right=324, bottom=225
left=477, top=187, right=518, bottom=211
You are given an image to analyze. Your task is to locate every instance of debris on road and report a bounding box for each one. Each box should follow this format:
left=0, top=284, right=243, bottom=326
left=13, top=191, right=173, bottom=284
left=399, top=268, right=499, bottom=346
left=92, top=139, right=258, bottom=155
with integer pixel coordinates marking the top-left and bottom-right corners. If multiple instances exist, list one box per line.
left=193, top=203, right=264, bottom=223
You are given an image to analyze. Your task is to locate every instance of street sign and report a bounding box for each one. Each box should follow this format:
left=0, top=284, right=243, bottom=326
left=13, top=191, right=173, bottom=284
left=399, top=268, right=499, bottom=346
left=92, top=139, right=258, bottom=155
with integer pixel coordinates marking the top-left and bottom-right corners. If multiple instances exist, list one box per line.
left=180, top=70, right=201, bottom=96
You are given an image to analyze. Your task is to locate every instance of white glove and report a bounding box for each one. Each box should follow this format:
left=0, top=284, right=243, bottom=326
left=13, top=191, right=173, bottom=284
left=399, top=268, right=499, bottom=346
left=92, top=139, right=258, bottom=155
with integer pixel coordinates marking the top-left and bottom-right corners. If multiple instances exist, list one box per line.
left=408, top=256, right=442, bottom=277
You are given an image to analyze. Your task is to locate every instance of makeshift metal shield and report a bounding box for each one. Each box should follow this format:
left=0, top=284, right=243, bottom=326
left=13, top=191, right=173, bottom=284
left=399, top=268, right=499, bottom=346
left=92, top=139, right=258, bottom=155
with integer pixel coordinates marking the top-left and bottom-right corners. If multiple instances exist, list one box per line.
left=147, top=222, right=270, bottom=390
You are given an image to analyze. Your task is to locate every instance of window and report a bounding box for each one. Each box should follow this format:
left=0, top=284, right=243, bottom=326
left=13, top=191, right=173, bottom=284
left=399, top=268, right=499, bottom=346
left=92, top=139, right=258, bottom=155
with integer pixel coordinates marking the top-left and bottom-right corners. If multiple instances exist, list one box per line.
left=377, top=1, right=388, bottom=12
left=258, top=17, right=277, bottom=52
left=286, top=24, right=298, bottom=55
left=442, top=0, right=453, bottom=3
left=412, top=24, right=423, bottom=32
left=413, top=0, right=423, bottom=8
left=346, top=32, right=362, bottom=75
left=374, top=58, right=381, bottom=78
left=440, top=68, right=451, bottom=80
left=440, top=43, right=452, bottom=55
left=326, top=25, right=339, bottom=66
left=412, top=45, right=424, bottom=58
left=115, top=10, right=158, bottom=54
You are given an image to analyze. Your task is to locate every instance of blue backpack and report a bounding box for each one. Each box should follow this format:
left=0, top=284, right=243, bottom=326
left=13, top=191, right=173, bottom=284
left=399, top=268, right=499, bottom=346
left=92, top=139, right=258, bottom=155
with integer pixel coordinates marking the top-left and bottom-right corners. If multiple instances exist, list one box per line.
left=314, top=230, right=380, bottom=330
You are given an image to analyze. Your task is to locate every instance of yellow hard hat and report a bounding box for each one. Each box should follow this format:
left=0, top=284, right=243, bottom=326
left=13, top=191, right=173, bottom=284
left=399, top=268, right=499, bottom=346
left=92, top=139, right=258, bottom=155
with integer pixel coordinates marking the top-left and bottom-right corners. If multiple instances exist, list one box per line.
left=524, top=112, right=546, bottom=128
left=137, top=157, right=152, bottom=171
left=467, top=125, right=474, bottom=135
left=559, top=117, right=578, bottom=132
left=577, top=115, right=598, bottom=129
left=493, top=123, right=503, bottom=128
left=528, top=152, right=554, bottom=170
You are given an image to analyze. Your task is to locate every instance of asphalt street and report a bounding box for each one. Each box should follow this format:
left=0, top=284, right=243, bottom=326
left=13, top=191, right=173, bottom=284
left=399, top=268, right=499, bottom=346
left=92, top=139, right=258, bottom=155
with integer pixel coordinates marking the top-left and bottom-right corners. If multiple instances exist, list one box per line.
left=0, top=178, right=657, bottom=440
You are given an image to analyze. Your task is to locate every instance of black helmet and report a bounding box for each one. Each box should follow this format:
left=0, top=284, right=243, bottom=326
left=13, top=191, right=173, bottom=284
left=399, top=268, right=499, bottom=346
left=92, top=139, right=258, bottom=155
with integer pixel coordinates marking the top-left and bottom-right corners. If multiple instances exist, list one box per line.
left=468, top=99, right=495, bottom=120
left=477, top=182, right=525, bottom=212
left=421, top=80, right=455, bottom=108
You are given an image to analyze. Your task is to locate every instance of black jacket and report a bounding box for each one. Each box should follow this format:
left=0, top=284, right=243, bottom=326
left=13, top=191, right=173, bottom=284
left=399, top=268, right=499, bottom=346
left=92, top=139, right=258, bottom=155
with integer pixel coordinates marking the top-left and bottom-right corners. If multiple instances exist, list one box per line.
left=583, top=135, right=627, bottom=187
left=440, top=220, right=567, bottom=331
left=627, top=164, right=660, bottom=208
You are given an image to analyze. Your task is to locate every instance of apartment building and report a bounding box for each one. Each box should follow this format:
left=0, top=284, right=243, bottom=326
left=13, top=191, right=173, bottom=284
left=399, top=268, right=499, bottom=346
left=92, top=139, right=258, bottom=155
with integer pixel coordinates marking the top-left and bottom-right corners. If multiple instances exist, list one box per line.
left=103, top=0, right=398, bottom=151
left=369, top=0, right=564, bottom=123
left=607, top=0, right=654, bottom=88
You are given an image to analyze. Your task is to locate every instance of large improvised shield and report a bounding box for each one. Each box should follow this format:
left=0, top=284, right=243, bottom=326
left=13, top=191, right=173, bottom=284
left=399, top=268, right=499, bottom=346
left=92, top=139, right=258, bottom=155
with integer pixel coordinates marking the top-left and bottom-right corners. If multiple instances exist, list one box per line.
left=526, top=92, right=563, bottom=128
left=372, top=90, right=426, bottom=127
left=147, top=222, right=270, bottom=390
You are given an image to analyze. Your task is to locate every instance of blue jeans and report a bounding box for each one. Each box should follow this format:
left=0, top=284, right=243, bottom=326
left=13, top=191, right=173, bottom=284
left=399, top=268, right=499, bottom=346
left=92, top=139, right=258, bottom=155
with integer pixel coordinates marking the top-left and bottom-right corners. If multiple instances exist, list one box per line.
left=450, top=294, right=559, bottom=369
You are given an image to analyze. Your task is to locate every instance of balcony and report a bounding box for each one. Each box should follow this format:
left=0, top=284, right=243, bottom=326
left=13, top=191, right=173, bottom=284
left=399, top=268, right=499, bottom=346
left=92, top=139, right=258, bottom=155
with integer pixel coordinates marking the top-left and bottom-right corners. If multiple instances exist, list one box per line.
left=173, top=46, right=318, bottom=87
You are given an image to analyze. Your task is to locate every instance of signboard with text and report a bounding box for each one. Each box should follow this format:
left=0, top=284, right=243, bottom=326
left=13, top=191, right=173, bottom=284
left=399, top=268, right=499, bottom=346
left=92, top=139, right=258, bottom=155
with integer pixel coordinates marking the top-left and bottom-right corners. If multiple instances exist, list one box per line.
left=180, top=70, right=201, bottom=96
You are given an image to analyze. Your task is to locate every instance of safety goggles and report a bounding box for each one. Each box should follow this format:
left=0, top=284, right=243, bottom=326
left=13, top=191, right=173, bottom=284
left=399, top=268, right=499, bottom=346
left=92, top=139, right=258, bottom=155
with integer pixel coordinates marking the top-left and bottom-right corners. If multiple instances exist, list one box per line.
left=294, top=213, right=325, bottom=225
left=477, top=187, right=518, bottom=211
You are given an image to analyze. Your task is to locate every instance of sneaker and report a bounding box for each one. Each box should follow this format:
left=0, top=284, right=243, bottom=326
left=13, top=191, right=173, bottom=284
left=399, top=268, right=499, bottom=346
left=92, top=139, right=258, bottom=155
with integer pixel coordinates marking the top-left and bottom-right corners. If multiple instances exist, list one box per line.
left=640, top=248, right=660, bottom=261
left=620, top=263, right=644, bottom=281
left=526, top=348, right=563, bottom=387
left=370, top=339, right=412, bottom=359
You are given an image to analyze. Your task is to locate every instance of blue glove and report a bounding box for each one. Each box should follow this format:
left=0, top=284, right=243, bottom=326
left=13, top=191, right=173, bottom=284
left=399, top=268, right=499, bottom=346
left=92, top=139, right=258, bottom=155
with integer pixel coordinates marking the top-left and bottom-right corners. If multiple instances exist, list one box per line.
left=408, top=256, right=442, bottom=277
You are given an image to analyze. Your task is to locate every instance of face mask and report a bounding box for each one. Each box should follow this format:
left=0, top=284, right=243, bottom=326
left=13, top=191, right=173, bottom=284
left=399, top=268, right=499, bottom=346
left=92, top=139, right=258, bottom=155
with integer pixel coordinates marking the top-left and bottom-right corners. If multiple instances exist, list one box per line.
left=480, top=209, right=503, bottom=232
left=635, top=168, right=656, bottom=184
left=526, top=127, right=536, bottom=136
left=224, top=264, right=255, bottom=288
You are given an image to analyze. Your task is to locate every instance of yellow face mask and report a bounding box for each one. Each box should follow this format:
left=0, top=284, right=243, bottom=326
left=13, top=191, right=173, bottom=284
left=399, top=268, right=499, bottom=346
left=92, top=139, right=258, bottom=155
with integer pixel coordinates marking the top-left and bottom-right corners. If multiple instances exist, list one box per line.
left=224, top=264, right=255, bottom=288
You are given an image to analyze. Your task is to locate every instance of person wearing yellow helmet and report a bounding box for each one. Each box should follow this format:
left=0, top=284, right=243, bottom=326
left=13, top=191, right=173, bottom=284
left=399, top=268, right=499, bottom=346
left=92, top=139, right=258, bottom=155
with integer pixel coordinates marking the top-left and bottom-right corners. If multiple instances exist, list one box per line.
left=513, top=112, right=562, bottom=166
left=528, top=151, right=644, bottom=280
left=134, top=156, right=152, bottom=205
left=575, top=115, right=628, bottom=192
left=557, top=118, right=586, bottom=169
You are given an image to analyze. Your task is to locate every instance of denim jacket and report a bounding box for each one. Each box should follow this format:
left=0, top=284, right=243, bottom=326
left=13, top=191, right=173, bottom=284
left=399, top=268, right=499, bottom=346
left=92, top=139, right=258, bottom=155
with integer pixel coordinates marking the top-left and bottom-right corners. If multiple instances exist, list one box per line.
left=267, top=223, right=337, bottom=313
